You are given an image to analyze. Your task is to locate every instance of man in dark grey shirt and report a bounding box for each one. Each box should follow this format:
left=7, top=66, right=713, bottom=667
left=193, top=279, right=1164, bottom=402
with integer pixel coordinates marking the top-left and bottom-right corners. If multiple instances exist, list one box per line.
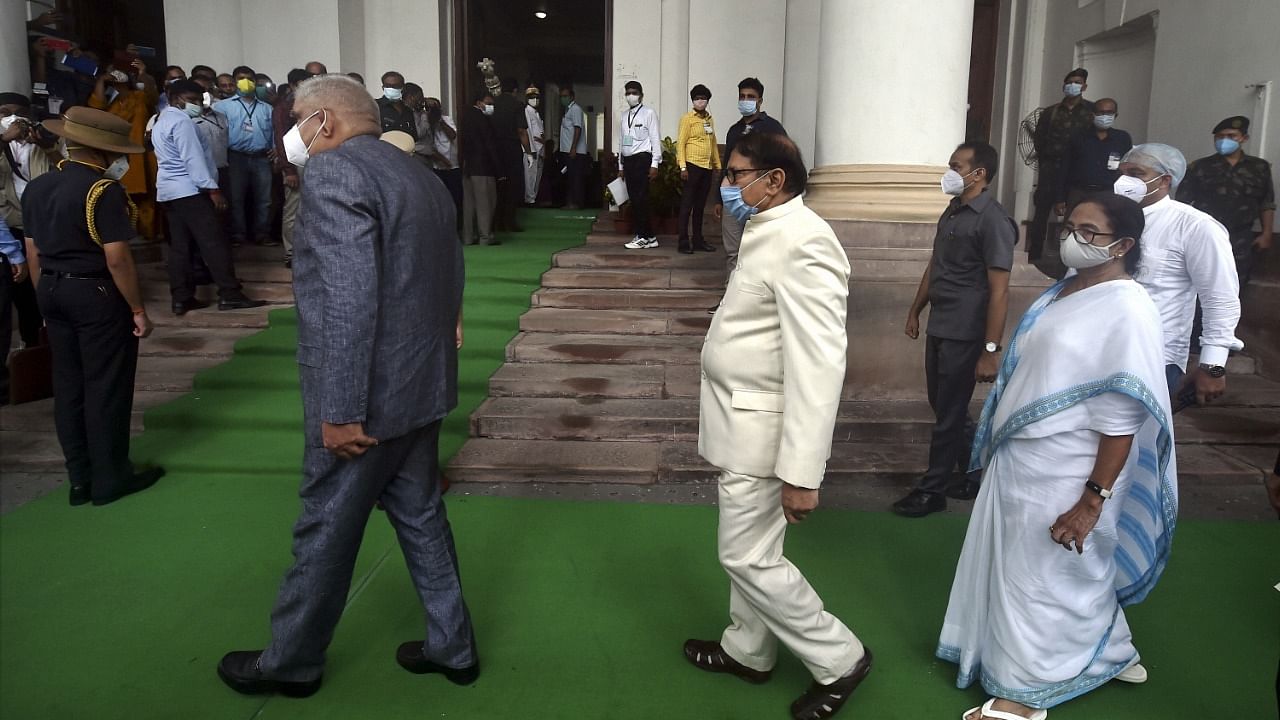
left=895, top=141, right=1017, bottom=518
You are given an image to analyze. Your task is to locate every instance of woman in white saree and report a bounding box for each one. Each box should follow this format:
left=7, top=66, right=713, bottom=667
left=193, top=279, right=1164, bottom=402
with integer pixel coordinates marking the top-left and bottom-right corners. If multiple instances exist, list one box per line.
left=937, top=193, right=1177, bottom=720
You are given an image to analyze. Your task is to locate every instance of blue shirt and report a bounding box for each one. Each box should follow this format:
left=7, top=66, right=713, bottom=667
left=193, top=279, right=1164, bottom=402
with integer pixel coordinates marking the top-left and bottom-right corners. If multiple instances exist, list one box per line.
left=560, top=101, right=587, bottom=154
left=153, top=106, right=219, bottom=202
left=0, top=216, right=24, bottom=265
left=213, top=96, right=273, bottom=153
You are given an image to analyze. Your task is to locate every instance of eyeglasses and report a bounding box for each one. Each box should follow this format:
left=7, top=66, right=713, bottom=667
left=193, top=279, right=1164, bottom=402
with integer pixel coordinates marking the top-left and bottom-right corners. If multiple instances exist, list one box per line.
left=1060, top=223, right=1116, bottom=245
left=724, top=167, right=767, bottom=184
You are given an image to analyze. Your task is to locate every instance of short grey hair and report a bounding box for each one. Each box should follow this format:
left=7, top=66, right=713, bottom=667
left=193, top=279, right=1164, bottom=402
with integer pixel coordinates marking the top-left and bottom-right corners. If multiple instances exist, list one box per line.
left=1122, top=143, right=1187, bottom=189
left=293, top=74, right=379, bottom=127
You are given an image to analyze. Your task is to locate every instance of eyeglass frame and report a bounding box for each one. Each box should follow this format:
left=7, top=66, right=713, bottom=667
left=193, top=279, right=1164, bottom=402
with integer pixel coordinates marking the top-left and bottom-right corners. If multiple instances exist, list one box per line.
left=723, top=167, right=769, bottom=184
left=1059, top=222, right=1121, bottom=247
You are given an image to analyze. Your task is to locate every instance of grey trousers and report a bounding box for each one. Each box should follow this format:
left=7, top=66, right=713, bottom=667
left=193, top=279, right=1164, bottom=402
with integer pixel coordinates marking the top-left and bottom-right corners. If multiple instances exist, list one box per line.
left=721, top=212, right=746, bottom=280
left=282, top=180, right=302, bottom=259
left=258, top=420, right=476, bottom=682
left=463, top=175, right=497, bottom=244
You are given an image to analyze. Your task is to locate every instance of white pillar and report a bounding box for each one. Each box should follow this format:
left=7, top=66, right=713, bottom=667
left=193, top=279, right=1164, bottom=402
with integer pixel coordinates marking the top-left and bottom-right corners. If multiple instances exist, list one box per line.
left=806, top=0, right=974, bottom=221
left=658, top=0, right=691, bottom=142
left=2, top=1, right=30, bottom=95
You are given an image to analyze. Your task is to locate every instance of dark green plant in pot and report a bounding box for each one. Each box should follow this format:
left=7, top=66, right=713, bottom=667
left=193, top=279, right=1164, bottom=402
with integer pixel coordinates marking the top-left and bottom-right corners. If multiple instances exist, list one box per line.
left=649, top=136, right=683, bottom=219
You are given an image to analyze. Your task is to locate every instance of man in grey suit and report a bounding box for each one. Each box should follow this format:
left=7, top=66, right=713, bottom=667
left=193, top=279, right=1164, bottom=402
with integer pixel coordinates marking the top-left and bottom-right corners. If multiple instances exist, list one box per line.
left=217, top=75, right=477, bottom=697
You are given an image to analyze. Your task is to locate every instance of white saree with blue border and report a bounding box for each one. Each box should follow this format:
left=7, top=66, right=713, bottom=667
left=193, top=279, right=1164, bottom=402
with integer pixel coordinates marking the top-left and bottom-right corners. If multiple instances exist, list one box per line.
left=936, top=278, right=1177, bottom=709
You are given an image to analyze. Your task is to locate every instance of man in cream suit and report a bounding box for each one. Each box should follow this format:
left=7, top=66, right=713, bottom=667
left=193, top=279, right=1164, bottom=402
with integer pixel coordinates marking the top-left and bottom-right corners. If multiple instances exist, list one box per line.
left=683, top=132, right=872, bottom=720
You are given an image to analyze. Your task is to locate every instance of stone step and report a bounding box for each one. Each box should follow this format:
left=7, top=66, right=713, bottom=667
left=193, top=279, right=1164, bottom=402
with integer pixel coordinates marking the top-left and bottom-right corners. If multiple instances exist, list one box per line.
left=540, top=268, right=722, bottom=290
left=489, top=363, right=669, bottom=399
left=1173, top=407, right=1280, bottom=446
left=139, top=281, right=295, bottom=304
left=469, top=397, right=940, bottom=443
left=1187, top=353, right=1258, bottom=376
left=138, top=261, right=294, bottom=285
left=137, top=326, right=263, bottom=359
left=448, top=439, right=1265, bottom=489
left=135, top=355, right=235, bottom=392
left=519, top=308, right=712, bottom=336
left=553, top=247, right=725, bottom=270
left=148, top=306, right=273, bottom=329
left=505, top=332, right=705, bottom=365
left=532, top=288, right=722, bottom=311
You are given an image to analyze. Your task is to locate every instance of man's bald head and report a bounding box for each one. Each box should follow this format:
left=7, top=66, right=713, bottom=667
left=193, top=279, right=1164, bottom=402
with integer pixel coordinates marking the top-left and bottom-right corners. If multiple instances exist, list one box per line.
left=291, top=74, right=381, bottom=156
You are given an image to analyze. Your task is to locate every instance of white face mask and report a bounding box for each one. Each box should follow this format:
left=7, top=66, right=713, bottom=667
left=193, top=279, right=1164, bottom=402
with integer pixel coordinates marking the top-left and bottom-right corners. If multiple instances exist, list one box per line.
left=624, top=93, right=641, bottom=107
left=527, top=97, right=539, bottom=108
left=383, top=87, right=403, bottom=102
left=103, top=155, right=130, bottom=181
left=283, top=109, right=326, bottom=167
left=482, top=104, right=494, bottom=116
left=1093, top=114, right=1115, bottom=129
left=1114, top=174, right=1162, bottom=203
left=0, top=115, right=19, bottom=132
left=1060, top=231, right=1123, bottom=269
left=1064, top=82, right=1083, bottom=97
left=692, top=99, right=708, bottom=111
left=940, top=168, right=978, bottom=196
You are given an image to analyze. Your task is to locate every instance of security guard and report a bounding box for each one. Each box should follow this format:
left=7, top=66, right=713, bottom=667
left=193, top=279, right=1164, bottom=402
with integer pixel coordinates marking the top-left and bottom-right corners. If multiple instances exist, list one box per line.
left=1177, top=115, right=1276, bottom=287
left=1029, top=68, right=1094, bottom=264
left=21, top=106, right=164, bottom=506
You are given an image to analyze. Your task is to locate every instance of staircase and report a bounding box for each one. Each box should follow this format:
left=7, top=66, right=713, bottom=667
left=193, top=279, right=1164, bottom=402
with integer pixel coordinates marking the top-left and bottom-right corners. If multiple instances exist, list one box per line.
left=0, top=243, right=293, bottom=512
left=448, top=216, right=1280, bottom=520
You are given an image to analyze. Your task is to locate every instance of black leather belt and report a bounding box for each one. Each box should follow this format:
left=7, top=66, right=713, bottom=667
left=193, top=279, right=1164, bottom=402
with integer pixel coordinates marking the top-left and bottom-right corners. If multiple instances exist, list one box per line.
left=230, top=150, right=269, bottom=158
left=42, top=269, right=110, bottom=279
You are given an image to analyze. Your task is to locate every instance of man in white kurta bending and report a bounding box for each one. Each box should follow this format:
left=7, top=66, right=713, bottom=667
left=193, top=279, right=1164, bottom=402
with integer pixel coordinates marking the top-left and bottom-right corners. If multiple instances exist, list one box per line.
left=683, top=131, right=871, bottom=720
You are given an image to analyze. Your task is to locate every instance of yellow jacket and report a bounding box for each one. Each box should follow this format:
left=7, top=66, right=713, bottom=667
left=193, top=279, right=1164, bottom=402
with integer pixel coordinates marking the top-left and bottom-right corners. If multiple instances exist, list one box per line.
left=676, top=110, right=721, bottom=171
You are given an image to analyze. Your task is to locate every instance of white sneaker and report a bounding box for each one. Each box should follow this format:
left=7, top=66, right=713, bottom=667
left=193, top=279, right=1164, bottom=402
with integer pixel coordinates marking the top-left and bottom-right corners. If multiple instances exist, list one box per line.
left=624, top=236, right=659, bottom=249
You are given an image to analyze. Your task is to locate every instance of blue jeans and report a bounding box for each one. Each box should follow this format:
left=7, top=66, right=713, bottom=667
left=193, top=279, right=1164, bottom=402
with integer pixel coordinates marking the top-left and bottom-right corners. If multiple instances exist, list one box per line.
left=227, top=151, right=273, bottom=242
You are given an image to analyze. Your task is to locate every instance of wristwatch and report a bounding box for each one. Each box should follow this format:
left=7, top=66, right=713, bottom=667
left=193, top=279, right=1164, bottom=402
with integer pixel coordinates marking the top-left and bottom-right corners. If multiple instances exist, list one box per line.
left=1198, top=362, right=1226, bottom=378
left=984, top=341, right=1002, bottom=353
left=1085, top=480, right=1113, bottom=499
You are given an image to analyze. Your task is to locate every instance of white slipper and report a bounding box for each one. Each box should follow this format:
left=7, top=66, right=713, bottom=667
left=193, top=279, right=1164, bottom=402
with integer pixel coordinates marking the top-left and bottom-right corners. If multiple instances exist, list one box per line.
left=1115, top=661, right=1148, bottom=683
left=962, top=698, right=1048, bottom=720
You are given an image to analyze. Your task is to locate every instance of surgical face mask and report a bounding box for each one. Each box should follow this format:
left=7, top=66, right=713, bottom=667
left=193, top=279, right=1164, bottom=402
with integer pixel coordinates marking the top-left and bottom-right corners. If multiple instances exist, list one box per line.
left=692, top=99, right=708, bottom=111
left=719, top=171, right=771, bottom=223
left=103, top=155, right=130, bottom=181
left=383, top=87, right=403, bottom=102
left=1063, top=82, right=1083, bottom=97
left=737, top=99, right=758, bottom=116
left=527, top=97, right=539, bottom=108
left=1093, top=114, right=1115, bottom=130
left=283, top=109, right=326, bottom=167
left=0, top=115, right=19, bottom=132
left=255, top=85, right=270, bottom=100
left=1060, top=231, right=1122, bottom=269
left=1114, top=174, right=1163, bottom=203
left=482, top=103, right=495, bottom=116
left=134, top=82, right=145, bottom=91
left=181, top=102, right=203, bottom=119
left=624, top=93, right=640, bottom=107
left=560, top=96, right=571, bottom=108
left=941, top=168, right=978, bottom=196
left=1215, top=137, right=1241, bottom=156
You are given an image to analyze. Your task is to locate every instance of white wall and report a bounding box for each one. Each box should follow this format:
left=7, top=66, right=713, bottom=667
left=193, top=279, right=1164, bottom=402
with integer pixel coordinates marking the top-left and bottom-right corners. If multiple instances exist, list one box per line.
left=610, top=0, right=664, bottom=155
left=687, top=0, right=787, bottom=147
left=362, top=0, right=443, bottom=99
left=2, top=0, right=30, bottom=95
left=782, top=0, right=821, bottom=165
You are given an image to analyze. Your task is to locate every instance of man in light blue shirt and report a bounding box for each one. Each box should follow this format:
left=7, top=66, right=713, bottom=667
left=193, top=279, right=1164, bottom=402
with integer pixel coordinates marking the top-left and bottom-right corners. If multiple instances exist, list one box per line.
left=155, top=80, right=264, bottom=315
left=213, top=65, right=277, bottom=248
left=0, top=215, right=27, bottom=400
left=558, top=85, right=589, bottom=208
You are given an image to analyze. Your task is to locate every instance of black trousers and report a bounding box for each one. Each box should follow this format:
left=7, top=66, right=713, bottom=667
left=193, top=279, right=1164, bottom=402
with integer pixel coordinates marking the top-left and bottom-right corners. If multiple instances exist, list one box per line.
left=622, top=152, right=654, bottom=238
left=558, top=152, right=589, bottom=208
left=918, top=334, right=984, bottom=495
left=37, top=273, right=138, bottom=500
left=0, top=258, right=12, bottom=399
left=434, top=167, right=465, bottom=234
left=7, top=227, right=44, bottom=345
left=495, top=143, right=524, bottom=229
left=163, top=194, right=241, bottom=301
left=678, top=164, right=713, bottom=245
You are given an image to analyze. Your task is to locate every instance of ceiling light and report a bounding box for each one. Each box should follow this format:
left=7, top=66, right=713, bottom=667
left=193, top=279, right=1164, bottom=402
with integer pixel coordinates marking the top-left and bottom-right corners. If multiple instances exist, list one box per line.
left=535, top=11, right=547, bottom=19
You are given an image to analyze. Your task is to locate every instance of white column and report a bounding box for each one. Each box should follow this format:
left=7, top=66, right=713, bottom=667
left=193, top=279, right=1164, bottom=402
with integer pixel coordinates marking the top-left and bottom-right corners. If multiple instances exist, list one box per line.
left=2, top=1, right=31, bottom=94
left=806, top=0, right=974, bottom=221
left=658, top=0, right=691, bottom=142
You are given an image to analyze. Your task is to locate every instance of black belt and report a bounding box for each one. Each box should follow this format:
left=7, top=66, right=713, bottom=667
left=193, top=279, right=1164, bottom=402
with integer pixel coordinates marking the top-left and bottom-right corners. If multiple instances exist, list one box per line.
left=231, top=150, right=269, bottom=158
left=42, top=269, right=110, bottom=280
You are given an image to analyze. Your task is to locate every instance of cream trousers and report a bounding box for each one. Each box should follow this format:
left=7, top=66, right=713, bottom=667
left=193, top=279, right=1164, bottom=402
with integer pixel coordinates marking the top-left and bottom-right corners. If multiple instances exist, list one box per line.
left=716, top=470, right=865, bottom=685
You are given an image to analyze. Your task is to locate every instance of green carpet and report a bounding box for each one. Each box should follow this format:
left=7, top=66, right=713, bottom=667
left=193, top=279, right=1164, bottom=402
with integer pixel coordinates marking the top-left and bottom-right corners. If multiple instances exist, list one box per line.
left=2, top=210, right=1277, bottom=719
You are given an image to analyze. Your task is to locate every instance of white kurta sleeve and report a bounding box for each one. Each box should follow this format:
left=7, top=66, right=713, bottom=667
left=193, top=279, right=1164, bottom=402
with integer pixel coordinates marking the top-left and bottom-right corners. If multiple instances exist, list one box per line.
left=1183, top=215, right=1243, bottom=366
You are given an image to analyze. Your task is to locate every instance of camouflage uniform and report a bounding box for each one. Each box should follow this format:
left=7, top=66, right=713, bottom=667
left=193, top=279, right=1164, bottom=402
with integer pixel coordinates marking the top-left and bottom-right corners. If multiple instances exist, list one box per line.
left=1178, top=152, right=1275, bottom=285
left=1028, top=99, right=1094, bottom=263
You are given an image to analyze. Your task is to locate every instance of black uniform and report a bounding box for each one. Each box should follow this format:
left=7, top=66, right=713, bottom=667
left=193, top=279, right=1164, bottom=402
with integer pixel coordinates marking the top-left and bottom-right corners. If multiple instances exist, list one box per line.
left=491, top=92, right=529, bottom=230
left=21, top=162, right=141, bottom=502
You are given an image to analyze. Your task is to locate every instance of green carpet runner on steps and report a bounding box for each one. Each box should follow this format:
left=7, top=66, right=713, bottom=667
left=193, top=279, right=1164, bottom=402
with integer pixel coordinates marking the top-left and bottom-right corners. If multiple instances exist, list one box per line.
left=1, top=210, right=1276, bottom=719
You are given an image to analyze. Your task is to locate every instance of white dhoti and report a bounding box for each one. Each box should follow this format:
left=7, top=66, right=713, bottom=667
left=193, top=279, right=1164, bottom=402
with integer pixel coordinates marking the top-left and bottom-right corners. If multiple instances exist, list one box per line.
left=716, top=470, right=864, bottom=685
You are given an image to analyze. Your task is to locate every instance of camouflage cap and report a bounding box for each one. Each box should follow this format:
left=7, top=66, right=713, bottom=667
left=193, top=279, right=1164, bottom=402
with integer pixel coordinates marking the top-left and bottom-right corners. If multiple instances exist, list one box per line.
left=1212, top=115, right=1249, bottom=134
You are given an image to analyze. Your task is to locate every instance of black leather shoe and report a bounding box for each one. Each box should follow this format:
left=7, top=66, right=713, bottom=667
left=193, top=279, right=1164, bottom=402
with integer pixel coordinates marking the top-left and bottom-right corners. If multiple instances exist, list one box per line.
left=945, top=478, right=981, bottom=501
left=396, top=641, right=479, bottom=685
left=218, top=296, right=268, bottom=311
left=694, top=240, right=716, bottom=252
left=678, top=242, right=694, bottom=254
left=683, top=639, right=771, bottom=684
left=217, top=650, right=322, bottom=697
left=172, top=298, right=210, bottom=316
left=891, top=490, right=946, bottom=518
left=92, top=467, right=164, bottom=506
left=69, top=484, right=90, bottom=506
left=789, top=647, right=873, bottom=720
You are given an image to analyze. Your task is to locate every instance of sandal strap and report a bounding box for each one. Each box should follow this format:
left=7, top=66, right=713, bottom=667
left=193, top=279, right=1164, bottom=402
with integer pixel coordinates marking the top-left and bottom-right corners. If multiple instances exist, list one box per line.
left=977, top=698, right=1047, bottom=720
